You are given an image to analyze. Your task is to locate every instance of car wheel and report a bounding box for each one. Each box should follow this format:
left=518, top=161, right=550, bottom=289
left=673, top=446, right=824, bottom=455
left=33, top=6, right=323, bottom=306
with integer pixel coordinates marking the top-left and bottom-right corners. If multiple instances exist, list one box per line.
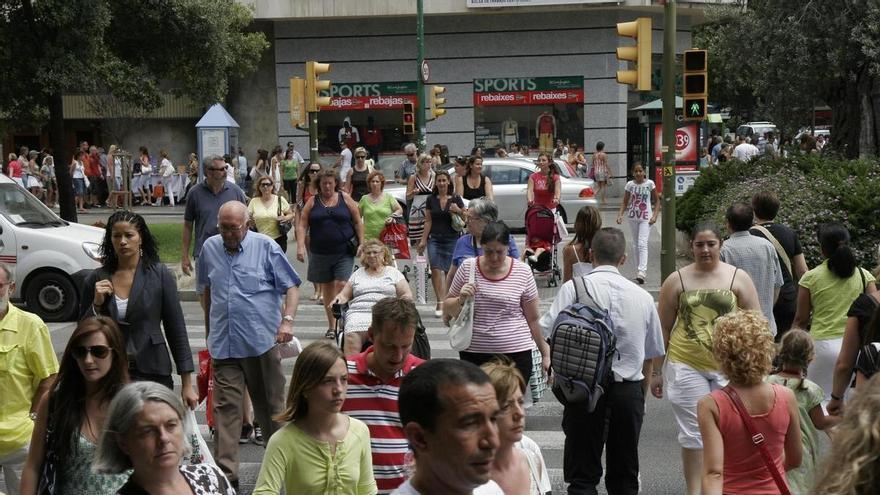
left=25, top=271, right=78, bottom=322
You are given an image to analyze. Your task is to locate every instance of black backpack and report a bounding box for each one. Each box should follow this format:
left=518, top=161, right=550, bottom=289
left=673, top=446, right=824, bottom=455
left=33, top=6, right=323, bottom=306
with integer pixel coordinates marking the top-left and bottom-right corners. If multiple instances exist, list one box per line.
left=549, top=276, right=617, bottom=411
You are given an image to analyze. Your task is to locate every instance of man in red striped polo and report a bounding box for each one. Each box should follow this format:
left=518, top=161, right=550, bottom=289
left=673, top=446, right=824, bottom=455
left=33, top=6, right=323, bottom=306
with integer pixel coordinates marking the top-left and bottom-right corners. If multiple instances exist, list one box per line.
left=342, top=297, right=425, bottom=494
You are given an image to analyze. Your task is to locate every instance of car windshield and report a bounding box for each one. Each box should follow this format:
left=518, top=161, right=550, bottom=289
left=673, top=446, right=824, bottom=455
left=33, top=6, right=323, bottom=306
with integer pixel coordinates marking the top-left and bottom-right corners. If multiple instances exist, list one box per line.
left=0, top=184, right=65, bottom=226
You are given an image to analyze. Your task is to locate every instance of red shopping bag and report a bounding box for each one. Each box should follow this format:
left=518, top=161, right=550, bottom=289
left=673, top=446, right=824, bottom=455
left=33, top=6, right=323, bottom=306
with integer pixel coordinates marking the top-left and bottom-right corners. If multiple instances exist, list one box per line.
left=380, top=222, right=411, bottom=260
left=197, top=349, right=215, bottom=428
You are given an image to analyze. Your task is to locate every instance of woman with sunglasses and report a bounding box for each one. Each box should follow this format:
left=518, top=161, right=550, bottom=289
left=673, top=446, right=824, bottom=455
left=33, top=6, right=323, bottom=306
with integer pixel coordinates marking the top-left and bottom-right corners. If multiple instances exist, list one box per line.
left=81, top=211, right=196, bottom=408
left=297, top=164, right=323, bottom=300
left=345, top=146, right=372, bottom=202
left=20, top=316, right=131, bottom=495
left=248, top=176, right=295, bottom=252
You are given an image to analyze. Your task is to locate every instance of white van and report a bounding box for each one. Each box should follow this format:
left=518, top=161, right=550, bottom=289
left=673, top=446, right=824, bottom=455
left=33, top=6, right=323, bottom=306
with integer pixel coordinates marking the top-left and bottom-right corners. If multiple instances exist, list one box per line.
left=0, top=175, right=104, bottom=321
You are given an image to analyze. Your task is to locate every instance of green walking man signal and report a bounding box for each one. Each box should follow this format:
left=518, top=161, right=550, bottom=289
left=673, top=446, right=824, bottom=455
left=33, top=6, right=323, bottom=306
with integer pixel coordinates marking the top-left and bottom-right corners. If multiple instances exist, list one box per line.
left=682, top=49, right=708, bottom=121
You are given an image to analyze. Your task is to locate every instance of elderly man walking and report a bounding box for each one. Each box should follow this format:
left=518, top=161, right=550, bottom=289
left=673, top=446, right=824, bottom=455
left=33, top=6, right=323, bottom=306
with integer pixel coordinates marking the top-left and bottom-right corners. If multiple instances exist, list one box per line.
left=197, top=200, right=301, bottom=490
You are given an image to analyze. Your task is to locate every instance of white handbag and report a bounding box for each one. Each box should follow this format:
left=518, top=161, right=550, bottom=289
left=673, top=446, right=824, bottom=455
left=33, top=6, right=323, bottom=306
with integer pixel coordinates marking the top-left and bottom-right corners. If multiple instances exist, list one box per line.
left=448, top=258, right=476, bottom=351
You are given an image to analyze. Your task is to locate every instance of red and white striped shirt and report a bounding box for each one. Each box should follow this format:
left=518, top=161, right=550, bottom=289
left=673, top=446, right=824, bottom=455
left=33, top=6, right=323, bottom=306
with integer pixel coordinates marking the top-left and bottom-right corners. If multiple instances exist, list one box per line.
left=342, top=348, right=424, bottom=494
left=448, top=257, right=539, bottom=354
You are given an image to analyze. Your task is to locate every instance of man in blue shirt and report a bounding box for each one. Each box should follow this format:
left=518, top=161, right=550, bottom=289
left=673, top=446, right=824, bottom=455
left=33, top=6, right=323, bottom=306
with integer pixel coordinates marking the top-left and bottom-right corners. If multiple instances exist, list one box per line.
left=197, top=200, right=301, bottom=488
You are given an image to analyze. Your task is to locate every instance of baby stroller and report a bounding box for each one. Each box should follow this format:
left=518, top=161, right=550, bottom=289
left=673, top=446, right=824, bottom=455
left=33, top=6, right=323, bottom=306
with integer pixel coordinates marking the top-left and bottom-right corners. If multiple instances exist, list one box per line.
left=524, top=204, right=562, bottom=287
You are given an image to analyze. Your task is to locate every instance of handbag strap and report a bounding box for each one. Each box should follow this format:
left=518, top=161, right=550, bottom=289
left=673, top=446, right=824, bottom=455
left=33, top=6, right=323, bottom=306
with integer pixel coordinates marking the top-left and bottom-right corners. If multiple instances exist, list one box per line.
left=720, top=386, right=792, bottom=495
left=751, top=224, right=792, bottom=277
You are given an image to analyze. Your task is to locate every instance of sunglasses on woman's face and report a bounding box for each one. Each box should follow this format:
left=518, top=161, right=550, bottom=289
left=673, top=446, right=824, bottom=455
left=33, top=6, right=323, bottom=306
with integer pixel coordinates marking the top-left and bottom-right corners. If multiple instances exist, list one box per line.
left=260, top=183, right=273, bottom=188
left=72, top=345, right=111, bottom=360
left=309, top=169, right=320, bottom=173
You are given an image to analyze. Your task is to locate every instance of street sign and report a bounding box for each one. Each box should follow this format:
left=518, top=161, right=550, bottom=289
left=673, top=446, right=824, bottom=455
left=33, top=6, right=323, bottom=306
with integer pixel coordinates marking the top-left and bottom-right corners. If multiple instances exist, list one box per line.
left=420, top=60, right=430, bottom=83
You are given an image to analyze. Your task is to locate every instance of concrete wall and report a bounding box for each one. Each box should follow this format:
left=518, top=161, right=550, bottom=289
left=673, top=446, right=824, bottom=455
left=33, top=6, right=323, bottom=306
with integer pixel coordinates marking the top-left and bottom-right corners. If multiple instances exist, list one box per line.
left=273, top=9, right=692, bottom=193
left=227, top=21, right=280, bottom=160
left=118, top=119, right=196, bottom=167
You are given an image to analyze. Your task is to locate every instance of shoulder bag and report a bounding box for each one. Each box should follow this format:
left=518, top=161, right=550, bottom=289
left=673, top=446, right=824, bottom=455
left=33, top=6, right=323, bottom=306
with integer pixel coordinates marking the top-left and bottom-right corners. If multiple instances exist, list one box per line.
left=720, top=386, right=792, bottom=495
left=751, top=224, right=792, bottom=277
left=450, top=195, right=466, bottom=233
left=277, top=196, right=292, bottom=236
left=448, top=257, right=476, bottom=351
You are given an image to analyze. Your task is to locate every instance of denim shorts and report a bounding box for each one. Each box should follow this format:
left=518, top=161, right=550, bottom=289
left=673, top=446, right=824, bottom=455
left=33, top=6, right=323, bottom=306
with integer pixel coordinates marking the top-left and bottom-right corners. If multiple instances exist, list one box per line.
left=73, top=178, right=86, bottom=196
left=428, top=235, right=458, bottom=272
left=307, top=251, right=354, bottom=283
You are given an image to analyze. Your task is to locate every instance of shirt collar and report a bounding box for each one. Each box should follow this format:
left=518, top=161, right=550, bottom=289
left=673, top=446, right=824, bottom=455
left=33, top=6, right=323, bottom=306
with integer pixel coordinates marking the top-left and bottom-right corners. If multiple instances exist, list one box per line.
left=589, top=265, right=621, bottom=275
left=354, top=346, right=421, bottom=381
left=0, top=305, right=21, bottom=332
left=729, top=231, right=750, bottom=238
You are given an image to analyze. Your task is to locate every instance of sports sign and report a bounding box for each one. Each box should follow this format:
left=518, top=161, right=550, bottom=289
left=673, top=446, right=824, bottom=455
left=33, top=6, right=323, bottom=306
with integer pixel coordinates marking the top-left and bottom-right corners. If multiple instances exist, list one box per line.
left=473, top=76, right=584, bottom=106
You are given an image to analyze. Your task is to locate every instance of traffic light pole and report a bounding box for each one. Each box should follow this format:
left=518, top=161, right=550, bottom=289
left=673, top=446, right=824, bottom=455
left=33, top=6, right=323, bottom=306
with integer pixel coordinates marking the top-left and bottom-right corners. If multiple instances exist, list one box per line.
left=660, top=0, right=677, bottom=282
left=308, top=111, right=320, bottom=166
left=415, top=0, right=426, bottom=152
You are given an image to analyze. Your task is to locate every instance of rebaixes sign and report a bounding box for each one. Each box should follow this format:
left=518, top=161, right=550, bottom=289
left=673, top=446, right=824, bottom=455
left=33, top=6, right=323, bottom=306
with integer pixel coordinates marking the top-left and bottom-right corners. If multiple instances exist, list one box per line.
left=473, top=76, right=583, bottom=106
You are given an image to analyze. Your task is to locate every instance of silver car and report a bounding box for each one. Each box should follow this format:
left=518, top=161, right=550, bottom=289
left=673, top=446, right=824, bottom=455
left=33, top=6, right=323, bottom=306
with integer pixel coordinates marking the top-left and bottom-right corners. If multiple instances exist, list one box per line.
left=385, top=157, right=597, bottom=229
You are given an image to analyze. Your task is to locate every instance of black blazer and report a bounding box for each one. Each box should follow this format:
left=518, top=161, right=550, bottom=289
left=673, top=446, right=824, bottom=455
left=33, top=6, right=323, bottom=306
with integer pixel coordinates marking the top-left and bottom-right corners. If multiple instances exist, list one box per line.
left=80, top=261, right=194, bottom=377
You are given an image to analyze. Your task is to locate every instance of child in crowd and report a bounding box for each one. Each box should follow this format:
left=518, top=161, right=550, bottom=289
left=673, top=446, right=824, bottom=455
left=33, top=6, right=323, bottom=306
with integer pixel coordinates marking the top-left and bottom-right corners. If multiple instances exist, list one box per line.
left=522, top=235, right=552, bottom=271
left=616, top=162, right=659, bottom=284
left=767, top=329, right=841, bottom=494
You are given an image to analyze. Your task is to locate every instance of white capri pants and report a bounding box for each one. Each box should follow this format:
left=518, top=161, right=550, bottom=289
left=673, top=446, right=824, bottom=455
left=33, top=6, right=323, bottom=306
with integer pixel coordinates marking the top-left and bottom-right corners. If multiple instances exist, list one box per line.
left=665, top=360, right=728, bottom=450
left=807, top=336, right=844, bottom=406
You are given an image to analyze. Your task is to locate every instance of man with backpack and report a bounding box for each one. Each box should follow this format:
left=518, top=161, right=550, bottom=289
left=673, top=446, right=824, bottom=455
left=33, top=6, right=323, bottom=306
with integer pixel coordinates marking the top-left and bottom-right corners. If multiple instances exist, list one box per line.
left=539, top=227, right=665, bottom=495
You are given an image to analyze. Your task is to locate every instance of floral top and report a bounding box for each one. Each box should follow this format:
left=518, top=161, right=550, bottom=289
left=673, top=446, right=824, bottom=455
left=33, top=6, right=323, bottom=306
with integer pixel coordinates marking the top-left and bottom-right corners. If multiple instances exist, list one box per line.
left=116, top=463, right=235, bottom=495
left=56, top=432, right=130, bottom=495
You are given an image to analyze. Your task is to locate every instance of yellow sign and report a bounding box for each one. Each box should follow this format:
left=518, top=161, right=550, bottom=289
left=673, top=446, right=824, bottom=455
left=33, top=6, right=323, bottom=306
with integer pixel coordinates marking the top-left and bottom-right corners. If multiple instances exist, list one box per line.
left=289, top=78, right=306, bottom=127
left=663, top=166, right=673, bottom=177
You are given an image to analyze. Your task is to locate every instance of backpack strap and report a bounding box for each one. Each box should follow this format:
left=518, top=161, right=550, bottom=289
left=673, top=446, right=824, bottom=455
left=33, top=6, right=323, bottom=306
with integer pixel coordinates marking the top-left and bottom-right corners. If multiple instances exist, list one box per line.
left=752, top=224, right=792, bottom=277
left=860, top=268, right=867, bottom=293
left=573, top=276, right=603, bottom=315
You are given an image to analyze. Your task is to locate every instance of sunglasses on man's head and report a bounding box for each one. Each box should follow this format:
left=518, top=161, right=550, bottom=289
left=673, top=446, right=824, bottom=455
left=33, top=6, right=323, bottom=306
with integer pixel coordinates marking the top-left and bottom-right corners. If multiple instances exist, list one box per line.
left=72, top=345, right=111, bottom=360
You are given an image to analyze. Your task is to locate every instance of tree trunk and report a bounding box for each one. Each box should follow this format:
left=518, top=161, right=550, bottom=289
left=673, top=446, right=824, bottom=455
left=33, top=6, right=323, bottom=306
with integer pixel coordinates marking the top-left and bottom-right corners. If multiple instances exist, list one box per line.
left=49, top=93, right=77, bottom=222
left=829, top=77, right=861, bottom=159
left=858, top=68, right=878, bottom=158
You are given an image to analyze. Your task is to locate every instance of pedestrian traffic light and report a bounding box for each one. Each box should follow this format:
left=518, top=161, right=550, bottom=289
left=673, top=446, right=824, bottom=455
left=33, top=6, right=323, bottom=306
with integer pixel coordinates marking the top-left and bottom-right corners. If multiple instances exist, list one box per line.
left=616, top=17, right=652, bottom=91
left=305, top=61, right=331, bottom=112
left=683, top=49, right=708, bottom=121
left=429, top=86, right=446, bottom=120
left=403, top=102, right=415, bottom=135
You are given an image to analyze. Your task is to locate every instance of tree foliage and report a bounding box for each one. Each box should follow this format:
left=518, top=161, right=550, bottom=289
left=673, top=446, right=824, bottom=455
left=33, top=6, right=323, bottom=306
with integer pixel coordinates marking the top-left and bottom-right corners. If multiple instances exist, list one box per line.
left=0, top=0, right=269, bottom=220
left=695, top=0, right=880, bottom=157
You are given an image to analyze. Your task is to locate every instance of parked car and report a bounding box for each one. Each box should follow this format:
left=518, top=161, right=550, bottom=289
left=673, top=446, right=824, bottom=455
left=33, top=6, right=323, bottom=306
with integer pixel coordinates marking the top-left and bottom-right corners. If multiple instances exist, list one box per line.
left=0, top=175, right=104, bottom=321
left=736, top=122, right=778, bottom=141
left=794, top=127, right=831, bottom=142
left=385, top=157, right=597, bottom=229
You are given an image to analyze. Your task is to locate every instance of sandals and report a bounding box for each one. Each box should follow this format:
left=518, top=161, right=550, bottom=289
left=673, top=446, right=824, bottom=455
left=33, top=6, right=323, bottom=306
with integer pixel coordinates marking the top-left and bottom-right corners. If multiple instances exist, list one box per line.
left=324, top=329, right=336, bottom=339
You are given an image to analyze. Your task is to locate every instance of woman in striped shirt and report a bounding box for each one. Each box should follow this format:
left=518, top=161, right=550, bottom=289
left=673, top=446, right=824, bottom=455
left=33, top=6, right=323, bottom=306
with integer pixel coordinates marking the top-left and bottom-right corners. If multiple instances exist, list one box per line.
left=444, top=221, right=550, bottom=385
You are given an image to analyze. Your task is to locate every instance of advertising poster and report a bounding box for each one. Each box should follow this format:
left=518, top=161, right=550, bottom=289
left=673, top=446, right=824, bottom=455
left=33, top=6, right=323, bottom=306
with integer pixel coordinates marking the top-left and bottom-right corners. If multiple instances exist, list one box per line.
left=653, top=124, right=698, bottom=163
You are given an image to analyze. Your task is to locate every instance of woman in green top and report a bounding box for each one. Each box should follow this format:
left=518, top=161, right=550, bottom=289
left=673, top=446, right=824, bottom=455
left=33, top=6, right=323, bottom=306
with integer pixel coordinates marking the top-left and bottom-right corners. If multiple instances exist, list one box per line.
left=793, top=223, right=876, bottom=405
left=282, top=148, right=300, bottom=203
left=652, top=222, right=760, bottom=495
left=358, top=170, right=403, bottom=241
left=253, top=341, right=377, bottom=495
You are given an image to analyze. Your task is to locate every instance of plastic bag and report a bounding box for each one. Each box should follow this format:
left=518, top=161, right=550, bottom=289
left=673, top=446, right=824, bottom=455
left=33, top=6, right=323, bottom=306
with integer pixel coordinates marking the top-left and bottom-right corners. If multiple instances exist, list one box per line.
left=197, top=349, right=214, bottom=428
left=184, top=409, right=216, bottom=467
left=380, top=222, right=411, bottom=260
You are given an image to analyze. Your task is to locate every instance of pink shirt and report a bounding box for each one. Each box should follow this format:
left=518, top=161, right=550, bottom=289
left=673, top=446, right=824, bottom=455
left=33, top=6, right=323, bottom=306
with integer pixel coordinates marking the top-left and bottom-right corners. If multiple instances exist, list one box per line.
left=7, top=160, right=21, bottom=178
left=710, top=384, right=791, bottom=495
left=530, top=171, right=559, bottom=209
left=447, top=257, right=538, bottom=354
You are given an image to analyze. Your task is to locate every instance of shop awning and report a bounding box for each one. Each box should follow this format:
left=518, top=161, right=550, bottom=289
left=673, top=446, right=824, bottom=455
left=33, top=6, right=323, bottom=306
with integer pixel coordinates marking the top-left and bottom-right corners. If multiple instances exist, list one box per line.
left=633, top=97, right=683, bottom=111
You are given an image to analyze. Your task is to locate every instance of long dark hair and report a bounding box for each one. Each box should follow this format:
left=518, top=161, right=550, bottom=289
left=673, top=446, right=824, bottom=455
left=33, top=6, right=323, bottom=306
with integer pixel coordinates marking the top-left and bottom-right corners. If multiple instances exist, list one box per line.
left=100, top=211, right=159, bottom=272
left=818, top=223, right=857, bottom=278
left=568, top=206, right=602, bottom=260
left=47, top=317, right=129, bottom=463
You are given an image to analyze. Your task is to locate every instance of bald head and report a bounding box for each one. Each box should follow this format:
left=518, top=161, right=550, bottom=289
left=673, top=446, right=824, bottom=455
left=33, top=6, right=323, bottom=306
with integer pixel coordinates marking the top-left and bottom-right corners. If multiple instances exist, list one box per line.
left=217, top=201, right=249, bottom=251
left=219, top=200, right=248, bottom=223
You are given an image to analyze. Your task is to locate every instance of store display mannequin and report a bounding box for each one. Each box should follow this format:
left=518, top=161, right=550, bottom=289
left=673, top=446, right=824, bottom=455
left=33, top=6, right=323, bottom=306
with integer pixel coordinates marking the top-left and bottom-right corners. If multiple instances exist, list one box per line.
left=337, top=116, right=360, bottom=149
left=501, top=117, right=519, bottom=148
left=536, top=112, right=556, bottom=152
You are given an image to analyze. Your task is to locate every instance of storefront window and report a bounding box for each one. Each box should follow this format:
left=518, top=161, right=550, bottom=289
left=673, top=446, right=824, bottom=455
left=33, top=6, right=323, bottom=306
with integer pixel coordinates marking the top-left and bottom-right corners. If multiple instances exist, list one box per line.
left=473, top=76, right=584, bottom=154
left=317, top=81, right=416, bottom=159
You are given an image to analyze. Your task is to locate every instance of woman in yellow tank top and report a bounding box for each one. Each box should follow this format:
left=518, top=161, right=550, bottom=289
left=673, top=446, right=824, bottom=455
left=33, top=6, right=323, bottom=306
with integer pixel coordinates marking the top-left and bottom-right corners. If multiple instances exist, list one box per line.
left=651, top=222, right=760, bottom=495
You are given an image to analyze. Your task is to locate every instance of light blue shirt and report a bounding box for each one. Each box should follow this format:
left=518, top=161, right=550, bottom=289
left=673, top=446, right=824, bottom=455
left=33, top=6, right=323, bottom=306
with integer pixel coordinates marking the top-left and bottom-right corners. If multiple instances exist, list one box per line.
left=197, top=232, right=301, bottom=359
left=539, top=265, right=664, bottom=382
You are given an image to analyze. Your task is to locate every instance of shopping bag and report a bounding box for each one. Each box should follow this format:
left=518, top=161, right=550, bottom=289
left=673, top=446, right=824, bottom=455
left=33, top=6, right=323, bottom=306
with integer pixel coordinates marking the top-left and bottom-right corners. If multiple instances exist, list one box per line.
left=184, top=409, right=216, bottom=467
left=380, top=222, right=411, bottom=260
left=197, top=349, right=211, bottom=403
left=152, top=183, right=165, bottom=199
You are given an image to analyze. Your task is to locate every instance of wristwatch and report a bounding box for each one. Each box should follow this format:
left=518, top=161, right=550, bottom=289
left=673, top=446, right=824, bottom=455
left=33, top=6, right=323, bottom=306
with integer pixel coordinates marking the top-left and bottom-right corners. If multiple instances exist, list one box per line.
left=29, top=412, right=37, bottom=421
left=282, top=314, right=294, bottom=323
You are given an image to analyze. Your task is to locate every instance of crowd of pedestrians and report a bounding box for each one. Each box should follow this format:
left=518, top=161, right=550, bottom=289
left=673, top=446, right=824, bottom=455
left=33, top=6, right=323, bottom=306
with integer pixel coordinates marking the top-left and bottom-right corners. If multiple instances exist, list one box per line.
left=5, top=134, right=880, bottom=495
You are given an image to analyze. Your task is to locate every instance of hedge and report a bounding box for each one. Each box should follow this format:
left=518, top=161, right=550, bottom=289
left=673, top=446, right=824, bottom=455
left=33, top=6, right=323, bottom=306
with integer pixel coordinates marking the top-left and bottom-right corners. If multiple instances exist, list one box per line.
left=676, top=154, right=880, bottom=268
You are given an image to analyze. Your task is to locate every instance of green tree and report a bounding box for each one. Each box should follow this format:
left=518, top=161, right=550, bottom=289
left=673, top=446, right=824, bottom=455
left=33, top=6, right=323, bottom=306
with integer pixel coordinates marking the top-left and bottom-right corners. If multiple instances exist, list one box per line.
left=0, top=0, right=268, bottom=221
left=695, top=0, right=880, bottom=157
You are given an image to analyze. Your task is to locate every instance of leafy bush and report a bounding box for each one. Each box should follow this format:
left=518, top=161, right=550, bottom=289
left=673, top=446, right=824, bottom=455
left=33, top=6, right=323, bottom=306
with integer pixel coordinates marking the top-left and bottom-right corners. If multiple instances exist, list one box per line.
left=675, top=154, right=880, bottom=268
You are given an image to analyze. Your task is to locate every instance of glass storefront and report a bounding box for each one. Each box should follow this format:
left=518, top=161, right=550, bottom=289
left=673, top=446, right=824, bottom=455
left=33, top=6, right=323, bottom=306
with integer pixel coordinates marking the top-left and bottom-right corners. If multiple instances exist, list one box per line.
left=473, top=76, right=584, bottom=154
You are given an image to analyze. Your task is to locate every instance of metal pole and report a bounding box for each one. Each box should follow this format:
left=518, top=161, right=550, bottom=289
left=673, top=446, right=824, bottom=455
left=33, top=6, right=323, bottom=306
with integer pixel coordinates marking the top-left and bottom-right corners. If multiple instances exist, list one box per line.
left=660, top=0, right=677, bottom=281
left=415, top=0, right=426, bottom=152
left=308, top=111, right=320, bottom=166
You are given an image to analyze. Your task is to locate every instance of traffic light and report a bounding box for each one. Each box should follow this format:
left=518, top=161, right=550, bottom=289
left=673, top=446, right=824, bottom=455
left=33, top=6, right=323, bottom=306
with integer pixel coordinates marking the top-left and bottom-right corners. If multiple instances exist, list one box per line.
left=429, top=86, right=446, bottom=120
left=683, top=49, right=708, bottom=121
left=289, top=77, right=306, bottom=127
left=616, top=17, right=652, bottom=91
left=402, top=102, right=415, bottom=135
left=305, top=61, right=331, bottom=112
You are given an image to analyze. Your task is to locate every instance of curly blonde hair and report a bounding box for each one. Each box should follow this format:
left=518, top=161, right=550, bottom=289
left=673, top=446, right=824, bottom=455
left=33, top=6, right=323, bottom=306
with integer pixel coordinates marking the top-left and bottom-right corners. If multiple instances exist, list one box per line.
left=713, top=310, right=775, bottom=386
left=812, top=373, right=880, bottom=494
left=358, top=239, right=394, bottom=266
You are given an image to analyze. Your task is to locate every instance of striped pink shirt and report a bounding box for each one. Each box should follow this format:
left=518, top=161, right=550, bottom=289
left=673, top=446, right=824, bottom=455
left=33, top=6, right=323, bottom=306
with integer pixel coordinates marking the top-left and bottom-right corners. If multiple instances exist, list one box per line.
left=448, top=257, right=539, bottom=353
